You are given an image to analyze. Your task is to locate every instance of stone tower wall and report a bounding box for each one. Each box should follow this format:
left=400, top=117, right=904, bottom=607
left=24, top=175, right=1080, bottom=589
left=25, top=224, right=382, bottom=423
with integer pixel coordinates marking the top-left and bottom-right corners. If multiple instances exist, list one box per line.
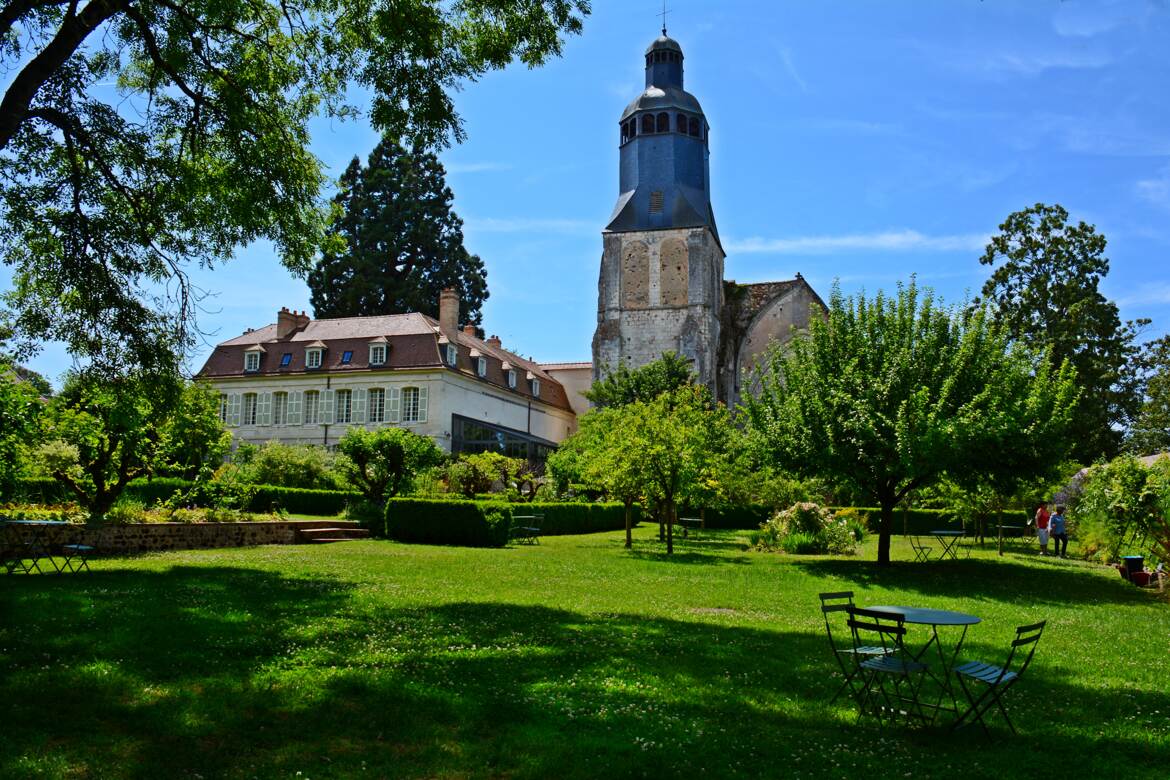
left=593, top=226, right=724, bottom=396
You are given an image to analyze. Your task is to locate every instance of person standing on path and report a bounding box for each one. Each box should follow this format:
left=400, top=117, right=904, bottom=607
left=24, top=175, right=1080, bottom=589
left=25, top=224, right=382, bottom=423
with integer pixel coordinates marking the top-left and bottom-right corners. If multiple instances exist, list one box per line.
left=1035, top=502, right=1051, bottom=555
left=1050, top=505, right=1069, bottom=558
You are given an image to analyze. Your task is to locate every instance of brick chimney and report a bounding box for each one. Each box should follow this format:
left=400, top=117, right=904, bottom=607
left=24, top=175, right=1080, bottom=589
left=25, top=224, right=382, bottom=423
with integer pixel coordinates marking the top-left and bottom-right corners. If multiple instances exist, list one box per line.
left=439, top=288, right=459, bottom=333
left=276, top=307, right=310, bottom=339
left=462, top=324, right=477, bottom=336
left=487, top=334, right=502, bottom=349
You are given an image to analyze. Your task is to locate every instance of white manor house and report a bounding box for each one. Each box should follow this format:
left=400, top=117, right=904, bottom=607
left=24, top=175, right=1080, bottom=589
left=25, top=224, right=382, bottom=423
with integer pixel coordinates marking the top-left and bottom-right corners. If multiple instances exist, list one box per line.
left=196, top=290, right=589, bottom=459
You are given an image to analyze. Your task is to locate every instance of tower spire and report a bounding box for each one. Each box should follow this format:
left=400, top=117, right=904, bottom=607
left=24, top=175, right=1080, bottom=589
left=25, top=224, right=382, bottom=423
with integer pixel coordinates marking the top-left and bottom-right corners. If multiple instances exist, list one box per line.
left=659, top=1, right=669, bottom=36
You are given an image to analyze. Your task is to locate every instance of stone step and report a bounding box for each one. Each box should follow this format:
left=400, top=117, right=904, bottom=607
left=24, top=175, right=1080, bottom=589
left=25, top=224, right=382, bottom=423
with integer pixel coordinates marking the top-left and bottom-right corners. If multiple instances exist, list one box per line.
left=296, top=525, right=371, bottom=543
left=307, top=537, right=363, bottom=544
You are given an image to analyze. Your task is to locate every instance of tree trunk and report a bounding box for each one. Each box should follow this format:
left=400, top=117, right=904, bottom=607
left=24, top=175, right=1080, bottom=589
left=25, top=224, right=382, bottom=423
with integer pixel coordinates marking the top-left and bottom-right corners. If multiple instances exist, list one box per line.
left=624, top=499, right=632, bottom=549
left=666, top=496, right=675, bottom=555
left=877, top=497, right=895, bottom=566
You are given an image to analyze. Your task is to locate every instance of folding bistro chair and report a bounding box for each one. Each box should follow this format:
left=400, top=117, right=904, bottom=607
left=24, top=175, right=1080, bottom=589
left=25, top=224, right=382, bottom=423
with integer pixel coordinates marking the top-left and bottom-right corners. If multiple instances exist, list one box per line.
left=909, top=536, right=933, bottom=562
left=846, top=607, right=930, bottom=727
left=818, top=592, right=893, bottom=705
left=952, top=620, right=1046, bottom=736
left=59, top=525, right=98, bottom=573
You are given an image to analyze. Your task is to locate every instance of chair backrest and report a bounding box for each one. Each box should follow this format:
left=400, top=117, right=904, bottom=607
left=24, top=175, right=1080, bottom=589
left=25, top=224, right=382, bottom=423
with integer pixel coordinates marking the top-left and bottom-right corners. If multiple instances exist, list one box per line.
left=818, top=591, right=854, bottom=650
left=847, top=607, right=911, bottom=654
left=1003, top=620, right=1046, bottom=681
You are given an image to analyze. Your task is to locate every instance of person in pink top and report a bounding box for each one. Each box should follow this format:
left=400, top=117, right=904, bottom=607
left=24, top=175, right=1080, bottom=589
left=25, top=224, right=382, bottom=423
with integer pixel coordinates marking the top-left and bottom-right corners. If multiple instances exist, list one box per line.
left=1034, top=502, right=1051, bottom=556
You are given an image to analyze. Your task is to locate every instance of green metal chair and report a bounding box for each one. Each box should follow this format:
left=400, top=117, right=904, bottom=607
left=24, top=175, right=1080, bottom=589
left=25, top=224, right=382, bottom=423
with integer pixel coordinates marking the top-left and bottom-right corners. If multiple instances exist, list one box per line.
left=952, top=620, right=1046, bottom=736
left=909, top=536, right=933, bottom=562
left=847, top=607, right=931, bottom=727
left=818, top=591, right=892, bottom=704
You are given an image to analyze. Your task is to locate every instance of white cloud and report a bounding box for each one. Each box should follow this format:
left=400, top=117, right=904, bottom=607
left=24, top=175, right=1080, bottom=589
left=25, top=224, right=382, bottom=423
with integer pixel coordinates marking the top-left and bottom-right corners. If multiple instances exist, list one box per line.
left=777, top=46, right=809, bottom=93
left=725, top=230, right=990, bottom=255
left=1117, top=281, right=1170, bottom=307
left=978, top=49, right=1112, bottom=76
left=1136, top=167, right=1170, bottom=210
left=443, top=161, right=512, bottom=174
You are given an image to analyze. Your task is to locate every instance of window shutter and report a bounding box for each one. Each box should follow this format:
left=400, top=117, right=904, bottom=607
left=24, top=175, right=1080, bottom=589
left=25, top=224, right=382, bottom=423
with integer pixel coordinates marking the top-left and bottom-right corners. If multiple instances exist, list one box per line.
left=417, top=386, right=429, bottom=423
left=228, top=394, right=242, bottom=427
left=389, top=387, right=401, bottom=423
left=258, top=392, right=272, bottom=426
left=287, top=390, right=302, bottom=425
left=353, top=388, right=367, bottom=424
left=322, top=388, right=335, bottom=424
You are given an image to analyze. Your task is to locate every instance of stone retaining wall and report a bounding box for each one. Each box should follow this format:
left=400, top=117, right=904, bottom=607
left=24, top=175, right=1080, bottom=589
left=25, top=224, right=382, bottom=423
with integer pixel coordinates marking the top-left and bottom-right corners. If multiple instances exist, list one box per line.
left=3, top=520, right=356, bottom=555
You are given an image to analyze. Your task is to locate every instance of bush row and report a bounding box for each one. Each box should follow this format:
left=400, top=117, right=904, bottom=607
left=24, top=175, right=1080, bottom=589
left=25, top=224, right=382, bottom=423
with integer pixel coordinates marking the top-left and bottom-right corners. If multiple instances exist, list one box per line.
left=383, top=498, right=513, bottom=547
left=836, top=507, right=1031, bottom=535
left=376, top=499, right=639, bottom=547
left=7, top=477, right=359, bottom=517
left=522, top=502, right=641, bottom=536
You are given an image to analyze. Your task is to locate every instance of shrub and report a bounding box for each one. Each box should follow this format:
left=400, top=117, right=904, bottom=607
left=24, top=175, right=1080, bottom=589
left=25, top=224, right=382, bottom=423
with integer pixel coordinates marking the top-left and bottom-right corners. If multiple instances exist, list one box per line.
left=755, top=502, right=859, bottom=555
left=105, top=499, right=149, bottom=525
left=231, top=441, right=344, bottom=490
left=383, top=498, right=512, bottom=547
left=779, top=532, right=820, bottom=555
left=247, top=485, right=358, bottom=516
left=523, top=502, right=638, bottom=535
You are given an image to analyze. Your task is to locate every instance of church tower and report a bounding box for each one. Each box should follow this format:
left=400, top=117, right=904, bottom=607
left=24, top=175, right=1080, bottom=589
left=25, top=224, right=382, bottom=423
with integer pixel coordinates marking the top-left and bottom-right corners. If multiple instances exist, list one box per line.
left=592, top=32, right=725, bottom=396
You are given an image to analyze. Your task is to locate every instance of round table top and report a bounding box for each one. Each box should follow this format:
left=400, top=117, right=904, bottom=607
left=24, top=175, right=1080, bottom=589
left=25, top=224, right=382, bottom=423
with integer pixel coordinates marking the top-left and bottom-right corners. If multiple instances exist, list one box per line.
left=865, top=605, right=981, bottom=626
left=930, top=530, right=965, bottom=537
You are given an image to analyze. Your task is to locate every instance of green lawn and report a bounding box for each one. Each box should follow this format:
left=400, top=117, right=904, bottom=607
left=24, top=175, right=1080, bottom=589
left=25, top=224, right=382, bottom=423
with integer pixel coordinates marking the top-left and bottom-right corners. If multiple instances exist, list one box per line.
left=2, top=528, right=1167, bottom=779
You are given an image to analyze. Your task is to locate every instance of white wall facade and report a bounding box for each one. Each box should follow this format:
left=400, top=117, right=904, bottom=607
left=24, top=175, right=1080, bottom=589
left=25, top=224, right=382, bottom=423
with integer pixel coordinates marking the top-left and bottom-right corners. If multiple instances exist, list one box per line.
left=200, top=368, right=576, bottom=453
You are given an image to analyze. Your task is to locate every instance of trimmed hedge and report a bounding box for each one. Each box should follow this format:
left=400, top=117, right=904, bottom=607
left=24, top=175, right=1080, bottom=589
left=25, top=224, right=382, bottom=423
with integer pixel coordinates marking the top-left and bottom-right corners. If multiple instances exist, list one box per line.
left=522, top=502, right=641, bottom=535
left=8, top=477, right=193, bottom=505
left=384, top=498, right=512, bottom=547
left=7, top=476, right=358, bottom=517
left=247, top=486, right=359, bottom=516
left=691, top=505, right=773, bottom=530
left=834, top=507, right=1031, bottom=536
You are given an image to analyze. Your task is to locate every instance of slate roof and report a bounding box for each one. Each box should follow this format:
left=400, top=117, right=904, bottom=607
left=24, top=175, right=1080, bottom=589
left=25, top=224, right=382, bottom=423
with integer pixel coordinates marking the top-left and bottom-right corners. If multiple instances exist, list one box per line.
left=197, top=312, right=573, bottom=412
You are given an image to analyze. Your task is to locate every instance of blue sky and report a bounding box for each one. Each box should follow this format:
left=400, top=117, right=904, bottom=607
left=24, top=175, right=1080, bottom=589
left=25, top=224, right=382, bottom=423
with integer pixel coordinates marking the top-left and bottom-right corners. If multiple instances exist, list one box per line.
left=9, top=0, right=1170, bottom=383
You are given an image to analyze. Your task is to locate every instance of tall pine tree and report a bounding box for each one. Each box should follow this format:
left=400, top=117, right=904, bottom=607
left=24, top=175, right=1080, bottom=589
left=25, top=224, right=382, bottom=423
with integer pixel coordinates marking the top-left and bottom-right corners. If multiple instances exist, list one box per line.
left=308, top=138, right=488, bottom=324
left=978, top=203, right=1147, bottom=463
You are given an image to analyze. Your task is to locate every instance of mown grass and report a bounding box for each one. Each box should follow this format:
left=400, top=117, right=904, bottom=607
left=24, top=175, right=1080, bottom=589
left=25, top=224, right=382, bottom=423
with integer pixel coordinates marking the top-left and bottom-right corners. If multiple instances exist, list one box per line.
left=1, top=527, right=1166, bottom=779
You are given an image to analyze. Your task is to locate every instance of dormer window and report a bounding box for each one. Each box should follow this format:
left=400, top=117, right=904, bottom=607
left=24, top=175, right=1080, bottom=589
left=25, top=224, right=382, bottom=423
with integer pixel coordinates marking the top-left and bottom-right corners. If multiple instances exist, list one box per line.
left=306, top=348, right=323, bottom=369
left=341, top=350, right=353, bottom=365
left=369, top=344, right=387, bottom=366
left=244, top=351, right=260, bottom=372
left=280, top=353, right=292, bottom=367
left=531, top=378, right=541, bottom=398
left=507, top=369, right=517, bottom=389
left=476, top=356, right=487, bottom=377
left=445, top=344, right=457, bottom=366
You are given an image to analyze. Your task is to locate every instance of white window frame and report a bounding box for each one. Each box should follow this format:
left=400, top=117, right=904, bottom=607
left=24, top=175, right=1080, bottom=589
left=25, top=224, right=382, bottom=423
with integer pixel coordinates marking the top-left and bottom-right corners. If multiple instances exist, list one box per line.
left=531, top=378, right=540, bottom=398
left=336, top=389, right=352, bottom=424
left=304, top=390, right=320, bottom=424
left=402, top=386, right=428, bottom=423
left=369, top=344, right=387, bottom=366
left=507, top=370, right=517, bottom=389
left=476, top=356, right=487, bottom=377
left=218, top=394, right=229, bottom=423
left=273, top=392, right=288, bottom=426
left=242, top=393, right=258, bottom=426
left=445, top=344, right=457, bottom=366
left=244, top=351, right=260, bottom=372
left=306, top=348, right=323, bottom=369
left=369, top=387, right=386, bottom=423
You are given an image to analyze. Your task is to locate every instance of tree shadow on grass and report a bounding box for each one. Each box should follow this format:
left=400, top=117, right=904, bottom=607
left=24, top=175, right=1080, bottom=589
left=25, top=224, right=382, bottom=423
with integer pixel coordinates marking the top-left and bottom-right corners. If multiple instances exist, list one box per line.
left=790, top=556, right=1153, bottom=608
left=1, top=567, right=1166, bottom=778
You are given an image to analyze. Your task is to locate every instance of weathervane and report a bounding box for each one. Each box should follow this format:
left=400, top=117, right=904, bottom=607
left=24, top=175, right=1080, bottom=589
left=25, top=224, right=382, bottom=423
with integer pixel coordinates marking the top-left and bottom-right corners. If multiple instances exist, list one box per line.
left=659, top=1, right=670, bottom=35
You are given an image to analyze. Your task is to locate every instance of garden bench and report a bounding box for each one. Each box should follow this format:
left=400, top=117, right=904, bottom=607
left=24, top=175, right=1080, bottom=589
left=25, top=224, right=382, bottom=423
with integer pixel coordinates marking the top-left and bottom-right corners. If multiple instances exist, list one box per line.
left=509, top=514, right=543, bottom=545
left=678, top=517, right=703, bottom=538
